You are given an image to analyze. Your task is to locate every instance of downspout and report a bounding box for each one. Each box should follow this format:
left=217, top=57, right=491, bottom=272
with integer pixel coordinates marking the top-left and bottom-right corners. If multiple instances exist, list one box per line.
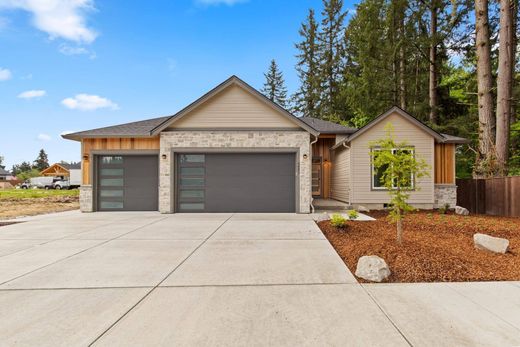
left=309, top=134, right=319, bottom=213
left=342, top=141, right=351, bottom=205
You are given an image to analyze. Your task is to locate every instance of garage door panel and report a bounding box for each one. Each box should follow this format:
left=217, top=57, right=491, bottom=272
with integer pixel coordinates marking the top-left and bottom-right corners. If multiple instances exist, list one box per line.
left=97, top=155, right=158, bottom=211
left=177, top=153, right=296, bottom=213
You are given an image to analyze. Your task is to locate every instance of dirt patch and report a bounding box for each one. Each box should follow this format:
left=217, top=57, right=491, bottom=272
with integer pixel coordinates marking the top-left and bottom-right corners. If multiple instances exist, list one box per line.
left=0, top=196, right=79, bottom=220
left=318, top=210, right=520, bottom=283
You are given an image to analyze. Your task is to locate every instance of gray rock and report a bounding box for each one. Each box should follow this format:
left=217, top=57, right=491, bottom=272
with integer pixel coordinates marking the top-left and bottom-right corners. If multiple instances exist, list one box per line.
left=357, top=205, right=370, bottom=212
left=455, top=206, right=469, bottom=215
left=355, top=255, right=391, bottom=282
left=474, top=233, right=509, bottom=254
left=313, top=213, right=330, bottom=222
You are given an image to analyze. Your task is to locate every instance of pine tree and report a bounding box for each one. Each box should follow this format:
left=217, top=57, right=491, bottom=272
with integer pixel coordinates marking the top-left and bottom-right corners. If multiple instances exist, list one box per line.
left=293, top=9, right=322, bottom=118
left=34, top=149, right=49, bottom=171
left=0, top=155, right=4, bottom=170
left=318, top=0, right=347, bottom=120
left=261, top=59, right=288, bottom=108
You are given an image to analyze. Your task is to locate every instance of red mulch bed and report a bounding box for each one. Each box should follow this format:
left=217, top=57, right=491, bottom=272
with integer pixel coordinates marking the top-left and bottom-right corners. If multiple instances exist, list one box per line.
left=318, top=210, right=520, bottom=282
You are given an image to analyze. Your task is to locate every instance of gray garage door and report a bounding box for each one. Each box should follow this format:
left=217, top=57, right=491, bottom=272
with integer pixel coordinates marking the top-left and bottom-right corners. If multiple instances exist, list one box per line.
left=96, top=155, right=159, bottom=211
left=176, top=153, right=296, bottom=213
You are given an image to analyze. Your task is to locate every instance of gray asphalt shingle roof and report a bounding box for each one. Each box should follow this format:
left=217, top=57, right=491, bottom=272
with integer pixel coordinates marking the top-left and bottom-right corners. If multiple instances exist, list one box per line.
left=63, top=116, right=170, bottom=140
left=299, top=117, right=357, bottom=134
left=0, top=167, right=10, bottom=176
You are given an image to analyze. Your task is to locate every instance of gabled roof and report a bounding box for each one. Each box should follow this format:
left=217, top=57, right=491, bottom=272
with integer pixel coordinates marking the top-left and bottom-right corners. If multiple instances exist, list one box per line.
left=299, top=117, right=357, bottom=134
left=149, top=75, right=318, bottom=135
left=61, top=162, right=81, bottom=170
left=63, top=76, right=319, bottom=141
left=0, top=167, right=10, bottom=176
left=332, top=106, right=469, bottom=149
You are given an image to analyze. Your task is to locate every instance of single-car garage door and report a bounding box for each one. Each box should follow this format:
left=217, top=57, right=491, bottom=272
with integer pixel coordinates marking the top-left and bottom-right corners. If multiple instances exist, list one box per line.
left=176, top=153, right=296, bottom=213
left=96, top=155, right=159, bottom=211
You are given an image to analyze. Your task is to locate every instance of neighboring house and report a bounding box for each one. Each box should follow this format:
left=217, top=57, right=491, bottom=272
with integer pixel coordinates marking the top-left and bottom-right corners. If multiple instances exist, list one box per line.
left=41, top=162, right=81, bottom=178
left=63, top=76, right=467, bottom=213
left=0, top=167, right=11, bottom=181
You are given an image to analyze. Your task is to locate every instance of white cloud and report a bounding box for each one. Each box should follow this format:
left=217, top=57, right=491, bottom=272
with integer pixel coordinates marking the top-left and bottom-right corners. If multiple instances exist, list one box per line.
left=195, top=0, right=248, bottom=6
left=61, top=93, right=119, bottom=111
left=18, top=89, right=46, bottom=99
left=0, top=16, right=9, bottom=29
left=59, top=44, right=96, bottom=58
left=37, top=133, right=51, bottom=141
left=0, top=67, right=11, bottom=80
left=0, top=0, right=98, bottom=43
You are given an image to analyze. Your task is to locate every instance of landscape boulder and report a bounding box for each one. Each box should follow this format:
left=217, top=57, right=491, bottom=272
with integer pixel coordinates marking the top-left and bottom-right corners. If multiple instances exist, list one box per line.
left=313, top=213, right=330, bottom=223
left=355, top=255, right=391, bottom=282
left=357, top=205, right=370, bottom=212
left=473, top=233, right=509, bottom=254
left=455, top=206, right=469, bottom=215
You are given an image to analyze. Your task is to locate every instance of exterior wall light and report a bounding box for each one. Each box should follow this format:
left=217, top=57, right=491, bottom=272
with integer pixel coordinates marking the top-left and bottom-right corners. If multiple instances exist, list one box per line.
left=303, top=154, right=308, bottom=160
left=161, top=154, right=167, bottom=160
left=82, top=155, right=89, bottom=161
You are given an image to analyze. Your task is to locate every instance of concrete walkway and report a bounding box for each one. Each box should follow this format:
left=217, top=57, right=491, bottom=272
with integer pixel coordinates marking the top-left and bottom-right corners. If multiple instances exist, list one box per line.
left=0, top=211, right=518, bottom=346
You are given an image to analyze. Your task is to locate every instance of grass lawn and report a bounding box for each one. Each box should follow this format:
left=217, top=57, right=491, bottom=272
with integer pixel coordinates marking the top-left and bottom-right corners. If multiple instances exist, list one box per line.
left=0, top=188, right=79, bottom=199
left=319, top=210, right=519, bottom=283
left=0, top=189, right=79, bottom=220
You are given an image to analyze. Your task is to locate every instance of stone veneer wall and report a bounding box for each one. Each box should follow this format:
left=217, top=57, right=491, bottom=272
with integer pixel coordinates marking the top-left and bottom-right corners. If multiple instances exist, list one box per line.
left=79, top=185, right=93, bottom=212
left=434, top=184, right=457, bottom=208
left=159, top=131, right=311, bottom=213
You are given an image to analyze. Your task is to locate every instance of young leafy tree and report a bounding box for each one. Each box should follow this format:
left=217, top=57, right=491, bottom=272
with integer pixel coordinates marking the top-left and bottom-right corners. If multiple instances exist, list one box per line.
left=293, top=8, right=322, bottom=117
left=261, top=59, right=288, bottom=108
left=370, top=123, right=430, bottom=244
left=33, top=149, right=49, bottom=171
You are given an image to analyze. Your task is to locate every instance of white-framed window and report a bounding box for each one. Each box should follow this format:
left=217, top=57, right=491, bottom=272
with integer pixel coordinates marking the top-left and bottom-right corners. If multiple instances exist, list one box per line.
left=371, top=147, right=415, bottom=190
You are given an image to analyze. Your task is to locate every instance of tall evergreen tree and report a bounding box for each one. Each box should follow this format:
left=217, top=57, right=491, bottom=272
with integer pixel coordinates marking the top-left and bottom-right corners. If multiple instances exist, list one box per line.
left=293, top=9, right=322, bottom=117
left=34, top=149, right=49, bottom=171
left=318, top=0, right=347, bottom=120
left=0, top=155, right=4, bottom=170
left=261, top=59, right=288, bottom=108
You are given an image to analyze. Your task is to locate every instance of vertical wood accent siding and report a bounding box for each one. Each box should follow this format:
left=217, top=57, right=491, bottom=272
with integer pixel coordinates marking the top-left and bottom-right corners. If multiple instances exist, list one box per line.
left=331, top=145, right=351, bottom=202
left=312, top=137, right=335, bottom=198
left=350, top=112, right=435, bottom=204
left=81, top=137, right=160, bottom=184
left=434, top=143, right=455, bottom=184
left=167, top=85, right=300, bottom=129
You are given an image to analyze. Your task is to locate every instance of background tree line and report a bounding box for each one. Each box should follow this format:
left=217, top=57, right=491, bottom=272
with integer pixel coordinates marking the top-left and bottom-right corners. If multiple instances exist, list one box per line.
left=2, top=149, right=50, bottom=181
left=261, top=0, right=520, bottom=177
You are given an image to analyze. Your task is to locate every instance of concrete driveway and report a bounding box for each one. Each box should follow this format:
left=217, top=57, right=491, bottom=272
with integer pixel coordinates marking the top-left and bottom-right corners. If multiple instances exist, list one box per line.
left=0, top=211, right=519, bottom=346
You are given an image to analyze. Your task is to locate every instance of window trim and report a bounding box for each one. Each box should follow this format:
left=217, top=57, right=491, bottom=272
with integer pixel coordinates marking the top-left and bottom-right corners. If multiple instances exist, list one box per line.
left=371, top=147, right=415, bottom=191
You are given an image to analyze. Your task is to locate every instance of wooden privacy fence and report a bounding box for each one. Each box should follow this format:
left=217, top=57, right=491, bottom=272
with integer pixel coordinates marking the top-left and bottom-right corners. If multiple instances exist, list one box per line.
left=456, top=177, right=520, bottom=217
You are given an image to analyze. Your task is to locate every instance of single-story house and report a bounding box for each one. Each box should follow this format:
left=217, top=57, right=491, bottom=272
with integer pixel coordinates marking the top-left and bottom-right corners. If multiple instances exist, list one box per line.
left=63, top=75, right=468, bottom=213
left=0, top=167, right=11, bottom=181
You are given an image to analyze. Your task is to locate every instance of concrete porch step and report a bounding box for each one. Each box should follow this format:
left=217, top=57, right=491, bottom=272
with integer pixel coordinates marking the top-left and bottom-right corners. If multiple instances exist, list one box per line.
left=313, top=199, right=353, bottom=211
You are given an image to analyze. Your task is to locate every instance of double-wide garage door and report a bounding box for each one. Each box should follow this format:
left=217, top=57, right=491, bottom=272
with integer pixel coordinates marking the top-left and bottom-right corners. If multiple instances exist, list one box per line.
left=177, top=153, right=296, bottom=213
left=96, top=153, right=296, bottom=212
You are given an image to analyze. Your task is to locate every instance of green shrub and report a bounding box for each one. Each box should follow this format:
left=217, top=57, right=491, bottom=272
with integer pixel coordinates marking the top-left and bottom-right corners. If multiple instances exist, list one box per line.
left=347, top=210, right=359, bottom=220
left=438, top=203, right=450, bottom=214
left=330, top=214, right=347, bottom=228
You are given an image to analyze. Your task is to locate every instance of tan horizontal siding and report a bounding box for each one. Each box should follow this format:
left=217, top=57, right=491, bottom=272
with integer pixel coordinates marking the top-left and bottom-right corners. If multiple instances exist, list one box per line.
left=81, top=137, right=160, bottom=185
left=350, top=112, right=434, bottom=204
left=331, top=145, right=350, bottom=202
left=168, top=85, right=300, bottom=129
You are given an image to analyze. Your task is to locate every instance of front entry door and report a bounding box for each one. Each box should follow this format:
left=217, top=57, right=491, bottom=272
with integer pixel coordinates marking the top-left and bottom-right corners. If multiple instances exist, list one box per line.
left=312, top=157, right=322, bottom=196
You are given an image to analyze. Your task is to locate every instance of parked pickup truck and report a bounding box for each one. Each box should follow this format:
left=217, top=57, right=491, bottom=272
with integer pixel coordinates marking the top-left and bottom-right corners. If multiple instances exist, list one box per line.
left=52, top=169, right=81, bottom=190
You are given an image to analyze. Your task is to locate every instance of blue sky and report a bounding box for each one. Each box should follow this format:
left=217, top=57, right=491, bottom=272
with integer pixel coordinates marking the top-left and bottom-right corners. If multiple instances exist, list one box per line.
left=0, top=0, right=356, bottom=169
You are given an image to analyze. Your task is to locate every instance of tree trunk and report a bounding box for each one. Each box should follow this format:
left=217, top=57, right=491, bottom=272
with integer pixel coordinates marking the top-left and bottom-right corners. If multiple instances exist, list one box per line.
left=399, top=3, right=406, bottom=109
left=496, top=0, right=514, bottom=175
left=475, top=0, right=496, bottom=177
left=396, top=216, right=403, bottom=245
left=429, top=2, right=438, bottom=124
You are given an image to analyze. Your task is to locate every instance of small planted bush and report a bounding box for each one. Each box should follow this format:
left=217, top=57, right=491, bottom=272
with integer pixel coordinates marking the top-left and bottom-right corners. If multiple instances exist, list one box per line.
left=330, top=213, right=347, bottom=228
left=347, top=210, right=359, bottom=220
left=438, top=203, right=450, bottom=215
